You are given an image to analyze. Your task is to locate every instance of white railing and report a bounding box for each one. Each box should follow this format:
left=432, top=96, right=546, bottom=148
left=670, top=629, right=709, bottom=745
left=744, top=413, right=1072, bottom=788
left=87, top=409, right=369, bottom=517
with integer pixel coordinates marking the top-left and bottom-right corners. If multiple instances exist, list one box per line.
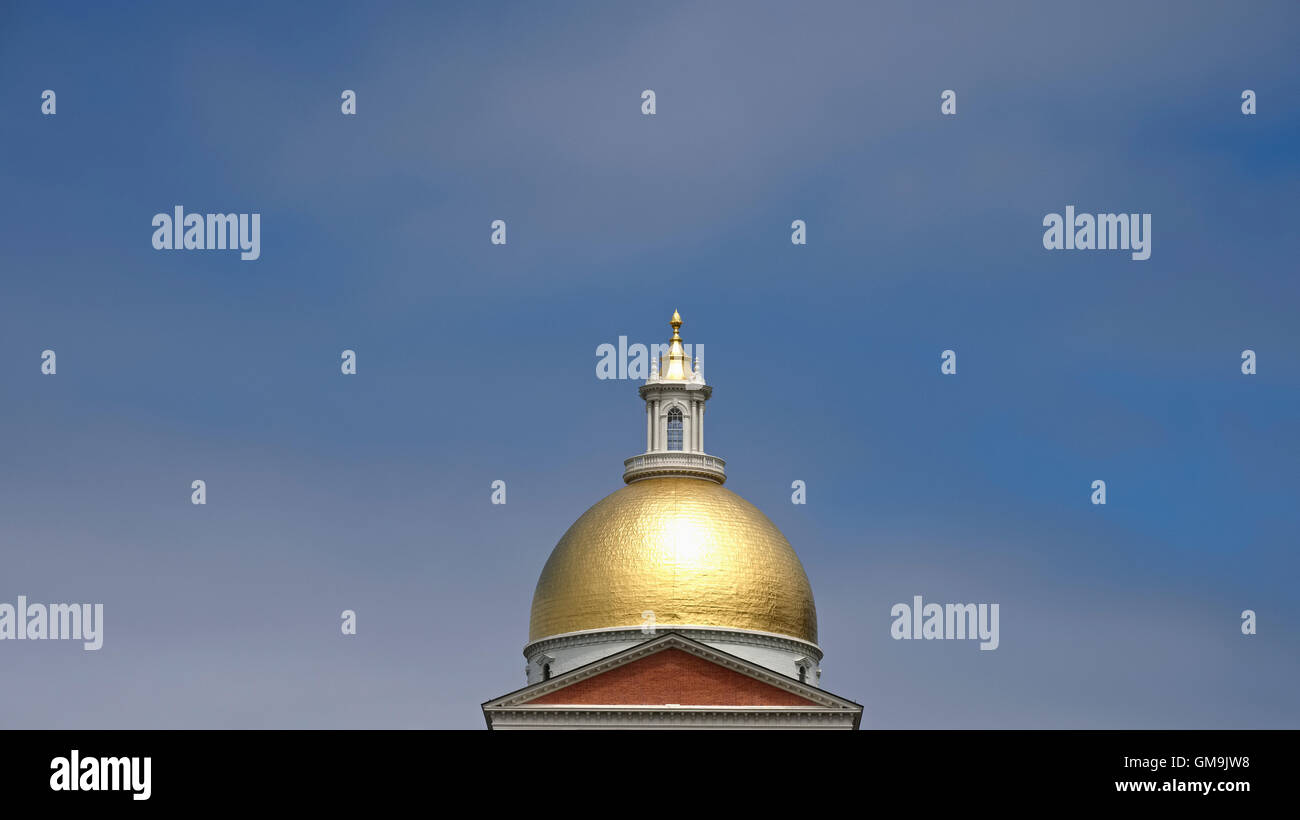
left=623, top=452, right=727, bottom=483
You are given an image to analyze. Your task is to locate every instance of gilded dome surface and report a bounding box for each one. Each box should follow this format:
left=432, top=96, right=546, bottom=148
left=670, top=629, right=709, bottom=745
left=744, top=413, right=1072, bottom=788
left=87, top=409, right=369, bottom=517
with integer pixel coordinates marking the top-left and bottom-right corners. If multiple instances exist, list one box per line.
left=529, top=477, right=818, bottom=644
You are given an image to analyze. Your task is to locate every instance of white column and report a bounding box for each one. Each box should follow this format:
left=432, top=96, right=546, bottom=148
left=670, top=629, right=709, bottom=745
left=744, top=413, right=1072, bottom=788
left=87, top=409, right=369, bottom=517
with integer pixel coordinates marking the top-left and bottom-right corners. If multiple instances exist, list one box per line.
left=688, top=401, right=696, bottom=451
left=646, top=402, right=652, bottom=452
left=652, top=400, right=659, bottom=450
left=698, top=402, right=704, bottom=451
left=686, top=401, right=692, bottom=451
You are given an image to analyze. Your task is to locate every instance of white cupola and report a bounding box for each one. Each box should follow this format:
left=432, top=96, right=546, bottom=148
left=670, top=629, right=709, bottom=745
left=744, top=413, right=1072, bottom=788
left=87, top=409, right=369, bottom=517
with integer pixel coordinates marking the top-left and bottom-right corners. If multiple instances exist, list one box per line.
left=623, top=311, right=726, bottom=485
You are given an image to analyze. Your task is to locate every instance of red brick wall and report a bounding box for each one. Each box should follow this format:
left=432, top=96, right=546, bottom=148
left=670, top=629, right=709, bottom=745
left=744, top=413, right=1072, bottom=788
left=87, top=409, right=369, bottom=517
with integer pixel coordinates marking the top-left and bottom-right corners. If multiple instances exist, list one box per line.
left=527, top=649, right=817, bottom=706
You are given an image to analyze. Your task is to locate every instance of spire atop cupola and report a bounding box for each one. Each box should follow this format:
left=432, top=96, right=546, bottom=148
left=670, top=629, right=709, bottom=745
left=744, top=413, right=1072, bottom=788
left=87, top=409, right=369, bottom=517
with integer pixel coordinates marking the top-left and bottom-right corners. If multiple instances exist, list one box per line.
left=661, top=310, right=691, bottom=381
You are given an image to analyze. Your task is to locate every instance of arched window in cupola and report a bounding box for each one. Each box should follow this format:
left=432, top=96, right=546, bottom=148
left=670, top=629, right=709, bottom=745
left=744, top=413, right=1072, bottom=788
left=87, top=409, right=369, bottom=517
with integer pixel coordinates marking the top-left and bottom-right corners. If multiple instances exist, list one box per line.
left=667, top=407, right=683, bottom=451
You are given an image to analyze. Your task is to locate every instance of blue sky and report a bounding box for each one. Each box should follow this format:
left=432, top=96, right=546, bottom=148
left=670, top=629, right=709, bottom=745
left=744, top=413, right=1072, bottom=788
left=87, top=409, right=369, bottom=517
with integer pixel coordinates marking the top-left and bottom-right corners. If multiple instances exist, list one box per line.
left=1, top=1, right=1297, bottom=727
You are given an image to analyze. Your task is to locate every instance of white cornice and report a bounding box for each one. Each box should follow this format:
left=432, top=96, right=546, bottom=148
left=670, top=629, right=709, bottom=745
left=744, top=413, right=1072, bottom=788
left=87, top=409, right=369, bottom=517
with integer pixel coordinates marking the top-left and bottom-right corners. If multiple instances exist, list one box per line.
left=484, top=708, right=858, bottom=729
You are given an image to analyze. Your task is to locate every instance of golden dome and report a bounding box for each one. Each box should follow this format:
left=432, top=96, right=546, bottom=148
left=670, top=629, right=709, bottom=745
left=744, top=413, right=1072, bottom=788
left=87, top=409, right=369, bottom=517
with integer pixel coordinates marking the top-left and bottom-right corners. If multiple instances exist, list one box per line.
left=528, top=477, right=818, bottom=645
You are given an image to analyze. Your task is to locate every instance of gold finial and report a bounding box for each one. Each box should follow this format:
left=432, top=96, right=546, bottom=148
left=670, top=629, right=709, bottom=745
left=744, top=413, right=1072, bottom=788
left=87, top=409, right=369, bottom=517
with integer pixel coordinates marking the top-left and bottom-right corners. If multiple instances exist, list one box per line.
left=662, top=310, right=689, bottom=379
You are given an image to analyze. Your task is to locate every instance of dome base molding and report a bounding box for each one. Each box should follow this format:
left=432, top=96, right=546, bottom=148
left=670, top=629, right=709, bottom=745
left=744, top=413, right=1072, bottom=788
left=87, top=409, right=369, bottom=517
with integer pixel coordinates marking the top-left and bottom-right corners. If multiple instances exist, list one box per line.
left=523, top=626, right=824, bottom=687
